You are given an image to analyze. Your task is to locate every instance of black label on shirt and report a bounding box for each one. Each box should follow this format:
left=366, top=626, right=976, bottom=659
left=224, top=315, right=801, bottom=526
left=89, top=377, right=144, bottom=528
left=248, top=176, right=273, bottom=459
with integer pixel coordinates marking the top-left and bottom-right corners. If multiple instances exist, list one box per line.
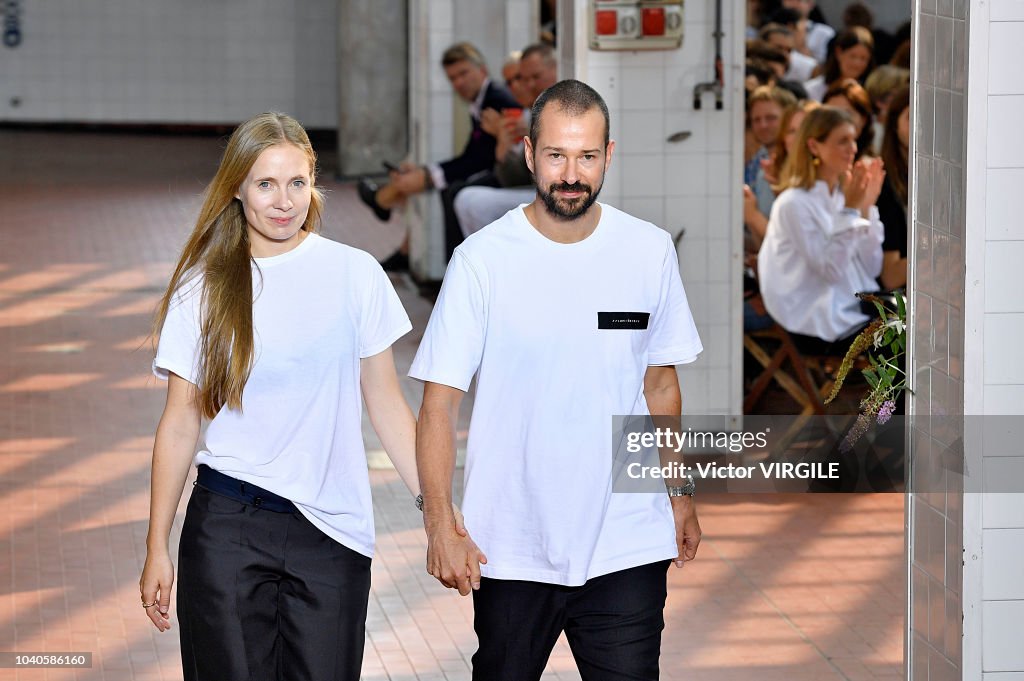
left=598, top=312, right=650, bottom=330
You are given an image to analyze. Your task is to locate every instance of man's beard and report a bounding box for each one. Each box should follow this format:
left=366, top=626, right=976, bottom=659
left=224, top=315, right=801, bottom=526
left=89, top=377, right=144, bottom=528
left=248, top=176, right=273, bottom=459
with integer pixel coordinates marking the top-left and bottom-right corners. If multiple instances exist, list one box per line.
left=536, top=178, right=603, bottom=221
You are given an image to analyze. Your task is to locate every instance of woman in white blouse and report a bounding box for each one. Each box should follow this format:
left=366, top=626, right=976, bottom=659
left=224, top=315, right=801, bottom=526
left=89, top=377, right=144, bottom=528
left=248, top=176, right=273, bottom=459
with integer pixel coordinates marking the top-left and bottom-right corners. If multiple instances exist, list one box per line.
left=758, top=106, right=885, bottom=354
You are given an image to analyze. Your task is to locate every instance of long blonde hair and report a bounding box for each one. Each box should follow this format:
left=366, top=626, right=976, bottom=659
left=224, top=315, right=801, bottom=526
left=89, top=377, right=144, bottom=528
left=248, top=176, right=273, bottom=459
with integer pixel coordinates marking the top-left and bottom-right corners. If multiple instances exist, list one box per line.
left=769, top=100, right=820, bottom=193
left=154, top=112, right=325, bottom=418
left=782, top=106, right=857, bottom=191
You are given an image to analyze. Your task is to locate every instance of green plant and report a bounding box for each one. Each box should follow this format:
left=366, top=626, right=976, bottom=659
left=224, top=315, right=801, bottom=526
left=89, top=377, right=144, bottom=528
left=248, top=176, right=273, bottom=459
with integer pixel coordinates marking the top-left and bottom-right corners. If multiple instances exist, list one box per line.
left=825, top=291, right=909, bottom=450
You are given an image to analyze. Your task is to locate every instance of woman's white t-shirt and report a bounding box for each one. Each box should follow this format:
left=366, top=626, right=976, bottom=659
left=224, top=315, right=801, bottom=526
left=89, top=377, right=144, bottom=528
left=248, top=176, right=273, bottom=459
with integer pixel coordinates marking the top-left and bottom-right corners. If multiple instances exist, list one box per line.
left=153, top=233, right=412, bottom=557
left=409, top=204, right=703, bottom=586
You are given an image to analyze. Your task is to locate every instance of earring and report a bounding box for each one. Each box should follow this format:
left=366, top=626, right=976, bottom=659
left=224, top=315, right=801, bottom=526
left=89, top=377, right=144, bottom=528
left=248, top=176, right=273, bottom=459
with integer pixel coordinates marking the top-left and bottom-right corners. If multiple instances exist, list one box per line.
left=812, top=156, right=820, bottom=166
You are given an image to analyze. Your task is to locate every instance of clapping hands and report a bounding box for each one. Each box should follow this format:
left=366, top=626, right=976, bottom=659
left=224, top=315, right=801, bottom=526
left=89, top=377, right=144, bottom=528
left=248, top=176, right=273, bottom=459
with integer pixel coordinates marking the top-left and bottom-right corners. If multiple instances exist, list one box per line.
left=843, top=157, right=886, bottom=218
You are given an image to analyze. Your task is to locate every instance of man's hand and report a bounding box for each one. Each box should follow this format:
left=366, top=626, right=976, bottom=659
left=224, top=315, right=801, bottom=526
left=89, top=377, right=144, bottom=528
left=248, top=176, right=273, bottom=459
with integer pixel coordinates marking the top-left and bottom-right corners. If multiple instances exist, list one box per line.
left=424, top=514, right=488, bottom=595
left=480, top=108, right=502, bottom=136
left=391, top=166, right=429, bottom=194
left=670, top=495, right=701, bottom=568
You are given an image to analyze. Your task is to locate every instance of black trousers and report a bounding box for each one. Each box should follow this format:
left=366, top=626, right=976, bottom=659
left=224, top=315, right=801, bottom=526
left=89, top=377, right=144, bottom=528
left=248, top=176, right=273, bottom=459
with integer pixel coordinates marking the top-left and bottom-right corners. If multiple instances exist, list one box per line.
left=471, top=560, right=671, bottom=681
left=177, top=485, right=371, bottom=681
left=442, top=170, right=501, bottom=261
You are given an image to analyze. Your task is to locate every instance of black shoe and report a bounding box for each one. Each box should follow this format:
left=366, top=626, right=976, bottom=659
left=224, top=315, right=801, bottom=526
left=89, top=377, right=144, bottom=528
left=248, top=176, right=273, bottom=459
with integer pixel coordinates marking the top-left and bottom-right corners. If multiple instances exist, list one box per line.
left=357, top=178, right=391, bottom=222
left=380, top=250, right=409, bottom=272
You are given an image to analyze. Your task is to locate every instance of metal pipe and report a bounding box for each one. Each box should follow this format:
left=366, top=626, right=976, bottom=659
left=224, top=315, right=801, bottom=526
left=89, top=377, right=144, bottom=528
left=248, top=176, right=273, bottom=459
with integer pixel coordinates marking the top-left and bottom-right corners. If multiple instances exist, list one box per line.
left=693, top=0, right=724, bottom=110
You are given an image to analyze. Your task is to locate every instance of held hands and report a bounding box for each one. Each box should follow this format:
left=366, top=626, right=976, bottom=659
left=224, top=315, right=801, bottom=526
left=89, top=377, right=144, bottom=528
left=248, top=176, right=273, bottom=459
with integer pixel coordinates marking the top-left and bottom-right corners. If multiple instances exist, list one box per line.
left=424, top=503, right=488, bottom=596
left=670, top=496, right=702, bottom=568
left=843, top=157, right=886, bottom=218
left=139, top=550, right=174, bottom=631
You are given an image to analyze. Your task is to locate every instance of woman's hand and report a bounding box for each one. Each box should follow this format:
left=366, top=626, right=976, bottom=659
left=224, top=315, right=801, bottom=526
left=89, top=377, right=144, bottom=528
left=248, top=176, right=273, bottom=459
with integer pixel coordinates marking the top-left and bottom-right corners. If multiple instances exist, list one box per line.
left=759, top=152, right=779, bottom=187
left=844, top=158, right=885, bottom=217
left=862, top=158, right=886, bottom=213
left=140, top=549, right=175, bottom=631
left=742, top=184, right=758, bottom=221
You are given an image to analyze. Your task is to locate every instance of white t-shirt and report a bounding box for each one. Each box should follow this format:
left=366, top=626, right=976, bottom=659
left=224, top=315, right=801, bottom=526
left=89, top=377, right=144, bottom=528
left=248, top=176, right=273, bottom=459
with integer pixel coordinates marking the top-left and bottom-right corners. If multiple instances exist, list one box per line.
left=153, top=233, right=412, bottom=557
left=786, top=50, right=818, bottom=83
left=409, top=204, right=703, bottom=586
left=758, top=181, right=883, bottom=342
left=804, top=74, right=828, bottom=102
left=806, top=21, right=836, bottom=65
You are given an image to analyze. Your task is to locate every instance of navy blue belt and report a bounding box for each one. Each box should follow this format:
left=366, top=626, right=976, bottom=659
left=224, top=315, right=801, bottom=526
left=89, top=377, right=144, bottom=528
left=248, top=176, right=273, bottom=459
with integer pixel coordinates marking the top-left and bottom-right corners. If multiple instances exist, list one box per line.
left=195, top=464, right=298, bottom=513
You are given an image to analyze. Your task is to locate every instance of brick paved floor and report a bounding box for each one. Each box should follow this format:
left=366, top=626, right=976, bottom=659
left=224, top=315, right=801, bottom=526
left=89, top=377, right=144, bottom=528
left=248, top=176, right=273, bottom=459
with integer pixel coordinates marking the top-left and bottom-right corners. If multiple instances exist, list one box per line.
left=0, top=129, right=904, bottom=681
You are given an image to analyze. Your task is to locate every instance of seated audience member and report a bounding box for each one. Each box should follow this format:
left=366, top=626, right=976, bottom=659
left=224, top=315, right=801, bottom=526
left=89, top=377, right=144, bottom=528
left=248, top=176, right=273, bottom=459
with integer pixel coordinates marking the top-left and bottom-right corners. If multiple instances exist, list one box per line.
left=782, top=0, right=836, bottom=64
left=766, top=100, right=821, bottom=189
left=357, top=42, right=518, bottom=270
left=760, top=22, right=818, bottom=82
left=758, top=106, right=885, bottom=354
left=770, top=8, right=815, bottom=67
left=804, top=26, right=875, bottom=101
left=841, top=1, right=896, bottom=68
left=747, top=40, right=790, bottom=81
left=823, top=78, right=875, bottom=160
left=745, top=59, right=777, bottom=95
left=748, top=0, right=783, bottom=38
left=501, top=51, right=533, bottom=109
left=877, top=87, right=910, bottom=290
left=452, top=43, right=559, bottom=240
left=889, top=39, right=912, bottom=70
left=864, top=65, right=910, bottom=154
left=746, top=85, right=798, bottom=229
left=746, top=99, right=821, bottom=247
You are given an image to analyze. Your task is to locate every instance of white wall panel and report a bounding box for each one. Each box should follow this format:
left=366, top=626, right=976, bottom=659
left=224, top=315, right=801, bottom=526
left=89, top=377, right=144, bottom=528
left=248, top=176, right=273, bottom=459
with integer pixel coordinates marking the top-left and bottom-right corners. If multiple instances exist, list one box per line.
left=1, top=0, right=337, bottom=127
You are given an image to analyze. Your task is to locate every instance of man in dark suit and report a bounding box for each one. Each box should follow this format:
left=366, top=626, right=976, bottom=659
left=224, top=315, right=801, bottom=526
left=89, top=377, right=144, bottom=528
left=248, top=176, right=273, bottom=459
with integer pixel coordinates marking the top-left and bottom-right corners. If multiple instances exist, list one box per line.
left=358, top=42, right=519, bottom=271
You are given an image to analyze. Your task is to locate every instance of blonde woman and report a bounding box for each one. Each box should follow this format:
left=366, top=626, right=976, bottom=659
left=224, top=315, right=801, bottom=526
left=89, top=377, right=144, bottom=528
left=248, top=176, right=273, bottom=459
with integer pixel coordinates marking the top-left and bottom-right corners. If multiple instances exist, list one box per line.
left=139, top=112, right=433, bottom=680
left=758, top=106, right=885, bottom=354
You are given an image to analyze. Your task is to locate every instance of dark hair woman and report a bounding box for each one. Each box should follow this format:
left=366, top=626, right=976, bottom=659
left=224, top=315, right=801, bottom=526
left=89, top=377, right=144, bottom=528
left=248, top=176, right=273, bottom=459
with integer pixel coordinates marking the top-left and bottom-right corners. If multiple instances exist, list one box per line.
left=804, top=26, right=875, bottom=102
left=877, top=86, right=911, bottom=289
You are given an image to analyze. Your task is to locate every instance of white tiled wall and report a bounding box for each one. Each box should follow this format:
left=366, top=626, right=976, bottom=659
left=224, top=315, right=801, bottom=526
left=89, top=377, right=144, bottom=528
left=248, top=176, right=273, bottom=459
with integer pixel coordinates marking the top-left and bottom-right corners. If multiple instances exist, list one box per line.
left=1, top=0, right=337, bottom=127
left=908, top=0, right=968, bottom=678
left=975, top=2, right=1024, bottom=675
left=915, top=0, right=1024, bottom=679
left=566, top=0, right=744, bottom=415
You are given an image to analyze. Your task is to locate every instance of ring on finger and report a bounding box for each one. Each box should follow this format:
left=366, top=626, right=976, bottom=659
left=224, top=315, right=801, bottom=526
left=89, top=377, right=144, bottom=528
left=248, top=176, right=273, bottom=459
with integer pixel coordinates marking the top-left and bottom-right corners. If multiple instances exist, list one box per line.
left=142, top=601, right=157, bottom=608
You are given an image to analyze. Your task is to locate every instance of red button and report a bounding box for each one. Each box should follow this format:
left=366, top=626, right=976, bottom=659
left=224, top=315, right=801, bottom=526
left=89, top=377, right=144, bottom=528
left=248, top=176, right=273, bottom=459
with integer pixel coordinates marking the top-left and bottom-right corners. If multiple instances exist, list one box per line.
left=642, top=7, right=665, bottom=35
left=596, top=9, right=618, bottom=35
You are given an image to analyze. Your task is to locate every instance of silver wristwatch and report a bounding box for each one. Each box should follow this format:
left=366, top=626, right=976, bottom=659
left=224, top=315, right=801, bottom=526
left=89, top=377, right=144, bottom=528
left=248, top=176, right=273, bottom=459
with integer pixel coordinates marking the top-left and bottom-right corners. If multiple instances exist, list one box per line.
left=667, top=475, right=695, bottom=497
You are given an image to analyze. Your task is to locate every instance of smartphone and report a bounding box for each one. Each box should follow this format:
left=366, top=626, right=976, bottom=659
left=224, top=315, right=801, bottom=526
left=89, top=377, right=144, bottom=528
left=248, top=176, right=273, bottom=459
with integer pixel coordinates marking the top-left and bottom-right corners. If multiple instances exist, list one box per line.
left=382, top=160, right=400, bottom=172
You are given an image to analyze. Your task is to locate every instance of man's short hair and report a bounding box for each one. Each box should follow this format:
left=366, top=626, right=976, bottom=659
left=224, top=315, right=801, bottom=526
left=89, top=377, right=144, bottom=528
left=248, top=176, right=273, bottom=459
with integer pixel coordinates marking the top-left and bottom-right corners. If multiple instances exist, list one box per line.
left=503, top=50, right=523, bottom=70
left=530, top=79, right=610, bottom=149
left=842, top=2, right=874, bottom=29
left=759, top=23, right=793, bottom=42
left=748, top=84, right=798, bottom=112
left=441, top=42, right=486, bottom=68
left=746, top=41, right=789, bottom=70
left=776, top=79, right=809, bottom=101
left=770, top=7, right=803, bottom=27
left=520, top=42, right=557, bottom=67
